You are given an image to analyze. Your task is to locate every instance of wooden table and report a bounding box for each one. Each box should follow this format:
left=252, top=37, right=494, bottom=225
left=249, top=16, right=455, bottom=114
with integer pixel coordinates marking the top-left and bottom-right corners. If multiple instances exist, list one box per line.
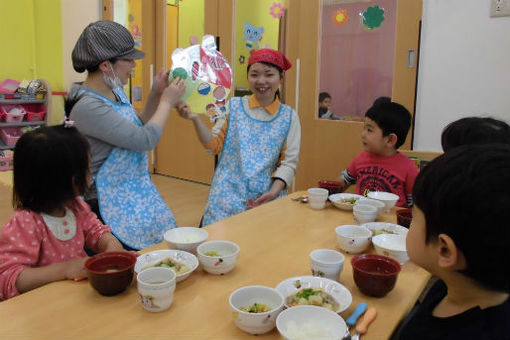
left=0, top=192, right=430, bottom=340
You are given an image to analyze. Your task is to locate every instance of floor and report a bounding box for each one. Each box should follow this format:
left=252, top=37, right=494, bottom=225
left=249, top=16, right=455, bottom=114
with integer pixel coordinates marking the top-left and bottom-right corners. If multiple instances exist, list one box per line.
left=0, top=174, right=210, bottom=229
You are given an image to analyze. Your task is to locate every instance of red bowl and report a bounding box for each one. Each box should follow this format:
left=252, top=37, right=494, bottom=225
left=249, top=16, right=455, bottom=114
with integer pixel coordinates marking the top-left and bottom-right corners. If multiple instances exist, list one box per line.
left=318, top=180, right=344, bottom=195
left=396, top=208, right=413, bottom=228
left=85, top=251, right=137, bottom=296
left=351, top=254, right=401, bottom=297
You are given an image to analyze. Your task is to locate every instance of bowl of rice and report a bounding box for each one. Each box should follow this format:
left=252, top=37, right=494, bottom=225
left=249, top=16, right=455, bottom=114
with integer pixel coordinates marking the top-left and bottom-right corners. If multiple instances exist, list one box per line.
left=276, top=305, right=347, bottom=340
left=164, top=227, right=209, bottom=253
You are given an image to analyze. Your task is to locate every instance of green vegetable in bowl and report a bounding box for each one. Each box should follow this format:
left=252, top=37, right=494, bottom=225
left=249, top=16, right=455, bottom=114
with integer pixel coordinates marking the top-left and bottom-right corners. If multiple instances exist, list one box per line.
left=340, top=198, right=357, bottom=205
left=205, top=251, right=220, bottom=257
left=240, top=303, right=270, bottom=313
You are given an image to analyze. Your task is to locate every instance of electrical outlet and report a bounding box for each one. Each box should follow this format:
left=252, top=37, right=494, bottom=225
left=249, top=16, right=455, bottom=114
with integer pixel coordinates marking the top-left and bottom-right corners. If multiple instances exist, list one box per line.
left=491, top=0, right=510, bottom=17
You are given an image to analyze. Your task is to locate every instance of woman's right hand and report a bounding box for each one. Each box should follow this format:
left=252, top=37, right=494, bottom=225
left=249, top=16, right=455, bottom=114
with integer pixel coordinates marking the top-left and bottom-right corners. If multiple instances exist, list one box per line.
left=160, top=77, right=186, bottom=107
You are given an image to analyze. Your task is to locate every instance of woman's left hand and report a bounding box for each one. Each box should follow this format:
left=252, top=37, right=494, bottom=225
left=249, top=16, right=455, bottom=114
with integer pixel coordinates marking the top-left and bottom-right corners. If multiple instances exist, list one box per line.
left=152, top=69, right=171, bottom=95
left=247, top=192, right=277, bottom=209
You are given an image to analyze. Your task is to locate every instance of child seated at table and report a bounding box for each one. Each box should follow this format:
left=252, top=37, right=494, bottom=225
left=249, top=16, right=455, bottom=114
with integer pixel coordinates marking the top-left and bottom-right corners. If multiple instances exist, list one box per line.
left=318, top=92, right=343, bottom=120
left=396, top=144, right=510, bottom=339
left=0, top=124, right=125, bottom=301
left=339, top=100, right=418, bottom=207
left=441, top=116, right=510, bottom=151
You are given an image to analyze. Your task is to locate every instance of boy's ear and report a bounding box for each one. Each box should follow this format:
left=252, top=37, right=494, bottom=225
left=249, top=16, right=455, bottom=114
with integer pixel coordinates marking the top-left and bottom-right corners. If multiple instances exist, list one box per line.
left=436, top=233, right=465, bottom=270
left=385, top=133, right=398, bottom=148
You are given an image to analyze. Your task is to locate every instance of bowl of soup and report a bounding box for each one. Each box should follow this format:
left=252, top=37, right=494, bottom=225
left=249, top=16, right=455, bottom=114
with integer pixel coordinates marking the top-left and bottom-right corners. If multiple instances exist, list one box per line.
left=85, top=251, right=137, bottom=296
left=229, top=285, right=284, bottom=334
left=351, top=254, right=401, bottom=297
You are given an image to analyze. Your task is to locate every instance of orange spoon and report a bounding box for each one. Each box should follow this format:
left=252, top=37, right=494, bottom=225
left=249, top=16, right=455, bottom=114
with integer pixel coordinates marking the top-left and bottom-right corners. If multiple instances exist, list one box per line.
left=351, top=307, right=377, bottom=340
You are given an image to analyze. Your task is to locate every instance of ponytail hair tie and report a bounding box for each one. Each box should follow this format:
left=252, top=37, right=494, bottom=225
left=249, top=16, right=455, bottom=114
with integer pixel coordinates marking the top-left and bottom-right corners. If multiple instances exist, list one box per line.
left=62, top=117, right=76, bottom=129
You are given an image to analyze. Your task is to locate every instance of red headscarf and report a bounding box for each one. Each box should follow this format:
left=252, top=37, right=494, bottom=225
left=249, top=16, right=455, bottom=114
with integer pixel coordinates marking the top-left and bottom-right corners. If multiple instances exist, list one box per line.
left=248, top=49, right=292, bottom=71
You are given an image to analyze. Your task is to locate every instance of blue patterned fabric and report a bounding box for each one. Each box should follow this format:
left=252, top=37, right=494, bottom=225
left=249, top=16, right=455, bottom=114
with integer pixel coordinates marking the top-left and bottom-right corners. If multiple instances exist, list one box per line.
left=91, top=88, right=176, bottom=249
left=202, top=97, right=292, bottom=226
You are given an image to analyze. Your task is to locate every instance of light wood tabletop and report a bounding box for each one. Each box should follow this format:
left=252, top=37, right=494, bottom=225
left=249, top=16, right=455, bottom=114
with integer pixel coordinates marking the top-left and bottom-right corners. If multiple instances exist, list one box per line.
left=0, top=191, right=430, bottom=340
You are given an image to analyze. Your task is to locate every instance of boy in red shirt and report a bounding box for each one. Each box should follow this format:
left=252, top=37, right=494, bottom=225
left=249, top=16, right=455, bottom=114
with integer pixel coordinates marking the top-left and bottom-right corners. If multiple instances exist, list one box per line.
left=340, top=99, right=418, bottom=207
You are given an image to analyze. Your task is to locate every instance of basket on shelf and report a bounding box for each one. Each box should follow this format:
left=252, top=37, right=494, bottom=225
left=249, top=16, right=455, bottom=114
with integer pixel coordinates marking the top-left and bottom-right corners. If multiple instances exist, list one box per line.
left=0, top=127, right=23, bottom=147
left=0, top=104, right=26, bottom=122
left=0, top=151, right=13, bottom=171
left=23, top=103, right=46, bottom=122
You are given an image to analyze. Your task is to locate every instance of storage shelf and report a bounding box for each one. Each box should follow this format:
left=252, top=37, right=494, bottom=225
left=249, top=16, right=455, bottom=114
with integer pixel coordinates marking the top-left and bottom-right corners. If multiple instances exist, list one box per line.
left=0, top=121, right=45, bottom=128
left=0, top=99, right=45, bottom=105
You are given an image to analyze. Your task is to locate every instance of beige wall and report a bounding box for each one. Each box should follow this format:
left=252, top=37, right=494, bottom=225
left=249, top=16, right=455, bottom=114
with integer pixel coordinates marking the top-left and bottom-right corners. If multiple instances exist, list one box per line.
left=61, top=0, right=102, bottom=93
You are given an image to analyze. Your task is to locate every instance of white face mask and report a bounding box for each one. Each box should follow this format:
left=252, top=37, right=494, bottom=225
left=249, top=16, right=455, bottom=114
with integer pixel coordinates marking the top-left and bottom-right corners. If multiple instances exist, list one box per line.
left=103, top=62, right=123, bottom=89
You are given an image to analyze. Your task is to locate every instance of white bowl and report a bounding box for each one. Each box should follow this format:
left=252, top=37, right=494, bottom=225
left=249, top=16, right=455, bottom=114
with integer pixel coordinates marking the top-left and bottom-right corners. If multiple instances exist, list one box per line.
left=372, top=233, right=409, bottom=265
left=335, top=225, right=372, bottom=254
left=197, top=240, right=240, bottom=275
left=362, top=222, right=409, bottom=237
left=164, top=227, right=209, bottom=253
left=276, top=305, right=347, bottom=340
left=308, top=188, right=329, bottom=210
left=229, top=285, right=284, bottom=334
left=328, top=193, right=363, bottom=211
left=356, top=197, right=385, bottom=216
left=275, top=276, right=352, bottom=313
left=135, top=249, right=199, bottom=283
left=353, top=204, right=378, bottom=224
left=367, top=191, right=399, bottom=212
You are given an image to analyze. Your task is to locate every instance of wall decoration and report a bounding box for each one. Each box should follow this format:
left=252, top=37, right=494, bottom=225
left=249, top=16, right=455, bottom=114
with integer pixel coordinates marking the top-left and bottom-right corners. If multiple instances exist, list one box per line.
left=189, top=36, right=198, bottom=45
left=334, top=9, right=348, bottom=26
left=270, top=2, right=285, bottom=19
left=243, top=22, right=265, bottom=51
left=361, top=5, right=385, bottom=30
left=239, top=55, right=246, bottom=64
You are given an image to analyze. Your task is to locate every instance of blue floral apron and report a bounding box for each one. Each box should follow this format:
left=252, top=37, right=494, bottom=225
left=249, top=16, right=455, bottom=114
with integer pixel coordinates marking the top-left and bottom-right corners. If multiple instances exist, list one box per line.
left=202, top=97, right=292, bottom=226
left=90, top=88, right=176, bottom=249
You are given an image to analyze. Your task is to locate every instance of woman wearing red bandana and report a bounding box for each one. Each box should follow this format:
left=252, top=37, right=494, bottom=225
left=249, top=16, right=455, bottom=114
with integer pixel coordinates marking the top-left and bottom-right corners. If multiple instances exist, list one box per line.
left=177, top=49, right=301, bottom=226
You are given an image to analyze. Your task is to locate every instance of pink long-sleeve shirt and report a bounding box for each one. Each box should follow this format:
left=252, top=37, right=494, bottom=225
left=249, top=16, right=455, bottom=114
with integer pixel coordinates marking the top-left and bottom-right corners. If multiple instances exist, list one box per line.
left=0, top=198, right=111, bottom=300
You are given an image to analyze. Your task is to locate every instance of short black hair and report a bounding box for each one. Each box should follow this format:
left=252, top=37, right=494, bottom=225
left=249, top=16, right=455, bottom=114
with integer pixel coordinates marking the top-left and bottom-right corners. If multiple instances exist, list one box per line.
left=319, top=92, right=331, bottom=103
left=13, top=125, right=90, bottom=213
left=372, top=96, right=391, bottom=107
left=441, top=117, right=510, bottom=152
left=365, top=101, right=411, bottom=149
left=413, top=144, right=510, bottom=292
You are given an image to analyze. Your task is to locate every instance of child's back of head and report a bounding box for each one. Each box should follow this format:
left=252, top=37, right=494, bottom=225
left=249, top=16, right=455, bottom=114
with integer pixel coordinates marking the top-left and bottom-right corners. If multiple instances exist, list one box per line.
left=413, top=144, right=510, bottom=292
left=365, top=101, right=411, bottom=149
left=13, top=125, right=90, bottom=214
left=441, top=117, right=510, bottom=152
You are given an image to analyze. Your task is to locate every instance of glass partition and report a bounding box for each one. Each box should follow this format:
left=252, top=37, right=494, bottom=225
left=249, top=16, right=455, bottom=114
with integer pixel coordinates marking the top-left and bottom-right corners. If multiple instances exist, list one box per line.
left=318, top=0, right=397, bottom=121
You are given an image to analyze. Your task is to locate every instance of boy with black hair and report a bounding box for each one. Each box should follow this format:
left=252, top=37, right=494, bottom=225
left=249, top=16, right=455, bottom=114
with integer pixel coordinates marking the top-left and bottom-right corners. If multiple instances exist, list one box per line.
left=318, top=92, right=343, bottom=120
left=340, top=101, right=418, bottom=207
left=397, top=144, right=510, bottom=339
left=441, top=116, right=510, bottom=151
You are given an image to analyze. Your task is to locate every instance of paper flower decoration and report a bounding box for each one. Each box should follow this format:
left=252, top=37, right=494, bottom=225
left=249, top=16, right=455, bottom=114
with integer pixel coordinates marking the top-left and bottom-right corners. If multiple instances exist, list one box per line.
left=270, top=2, right=285, bottom=19
left=361, top=5, right=385, bottom=30
left=334, top=9, right=348, bottom=26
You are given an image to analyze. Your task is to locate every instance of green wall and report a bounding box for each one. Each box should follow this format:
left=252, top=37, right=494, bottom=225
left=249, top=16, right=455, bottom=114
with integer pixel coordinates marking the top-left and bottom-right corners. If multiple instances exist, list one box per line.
left=235, top=0, right=280, bottom=89
left=177, top=0, right=204, bottom=48
left=0, top=0, right=65, bottom=124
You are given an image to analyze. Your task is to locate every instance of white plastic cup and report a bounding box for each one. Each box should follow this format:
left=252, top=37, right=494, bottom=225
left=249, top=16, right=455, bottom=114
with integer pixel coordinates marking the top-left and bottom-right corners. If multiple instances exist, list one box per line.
left=310, top=249, right=345, bottom=281
left=307, top=188, right=329, bottom=210
left=137, top=267, right=176, bottom=312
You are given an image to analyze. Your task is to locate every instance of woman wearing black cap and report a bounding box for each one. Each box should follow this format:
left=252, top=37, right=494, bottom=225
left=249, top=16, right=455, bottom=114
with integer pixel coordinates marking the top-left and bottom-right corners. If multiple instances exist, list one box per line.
left=66, top=20, right=185, bottom=250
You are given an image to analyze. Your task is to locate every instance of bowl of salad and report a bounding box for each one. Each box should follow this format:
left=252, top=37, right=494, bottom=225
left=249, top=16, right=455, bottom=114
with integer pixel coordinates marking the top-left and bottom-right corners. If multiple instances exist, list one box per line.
left=328, top=193, right=363, bottom=211
left=229, top=285, right=284, bottom=334
left=135, top=249, right=199, bottom=283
